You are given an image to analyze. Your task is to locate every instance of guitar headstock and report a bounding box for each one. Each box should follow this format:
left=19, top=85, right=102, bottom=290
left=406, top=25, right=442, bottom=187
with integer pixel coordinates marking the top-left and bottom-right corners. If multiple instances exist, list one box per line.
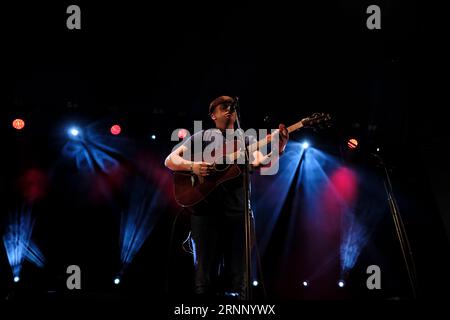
left=301, top=113, right=332, bottom=130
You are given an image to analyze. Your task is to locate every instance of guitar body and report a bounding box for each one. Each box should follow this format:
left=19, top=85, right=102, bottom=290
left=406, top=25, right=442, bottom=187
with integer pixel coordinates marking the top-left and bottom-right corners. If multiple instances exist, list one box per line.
left=173, top=164, right=242, bottom=207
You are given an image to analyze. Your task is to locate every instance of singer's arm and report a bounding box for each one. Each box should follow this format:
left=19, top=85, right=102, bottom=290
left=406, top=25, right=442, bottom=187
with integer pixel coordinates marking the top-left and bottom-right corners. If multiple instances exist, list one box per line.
left=251, top=124, right=289, bottom=169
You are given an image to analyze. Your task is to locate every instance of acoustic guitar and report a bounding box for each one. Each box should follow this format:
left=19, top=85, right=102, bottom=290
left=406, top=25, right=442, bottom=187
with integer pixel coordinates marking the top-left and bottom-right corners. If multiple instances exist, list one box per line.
left=173, top=113, right=331, bottom=207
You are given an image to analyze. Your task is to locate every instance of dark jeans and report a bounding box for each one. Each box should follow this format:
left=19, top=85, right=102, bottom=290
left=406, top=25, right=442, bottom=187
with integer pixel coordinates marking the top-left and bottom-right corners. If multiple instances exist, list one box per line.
left=190, top=211, right=247, bottom=299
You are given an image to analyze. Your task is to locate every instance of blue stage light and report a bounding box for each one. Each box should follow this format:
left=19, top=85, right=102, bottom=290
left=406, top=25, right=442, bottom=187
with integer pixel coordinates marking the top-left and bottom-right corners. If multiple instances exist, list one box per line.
left=69, top=127, right=80, bottom=137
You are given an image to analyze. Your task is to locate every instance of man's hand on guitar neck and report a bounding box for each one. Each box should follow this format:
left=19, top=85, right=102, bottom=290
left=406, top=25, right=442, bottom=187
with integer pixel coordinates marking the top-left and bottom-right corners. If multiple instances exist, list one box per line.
left=278, top=124, right=289, bottom=154
left=264, top=123, right=289, bottom=154
left=251, top=123, right=289, bottom=169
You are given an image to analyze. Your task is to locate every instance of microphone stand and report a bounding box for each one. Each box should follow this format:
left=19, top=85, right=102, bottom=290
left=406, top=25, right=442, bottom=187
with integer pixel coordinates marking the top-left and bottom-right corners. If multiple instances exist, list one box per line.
left=233, top=97, right=253, bottom=301
left=372, top=153, right=418, bottom=298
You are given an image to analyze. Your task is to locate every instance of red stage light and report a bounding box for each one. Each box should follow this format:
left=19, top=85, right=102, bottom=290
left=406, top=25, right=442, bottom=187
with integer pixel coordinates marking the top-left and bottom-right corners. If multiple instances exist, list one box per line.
left=178, top=129, right=188, bottom=140
left=12, top=119, right=25, bottom=130
left=347, top=138, right=358, bottom=149
left=111, top=124, right=121, bottom=135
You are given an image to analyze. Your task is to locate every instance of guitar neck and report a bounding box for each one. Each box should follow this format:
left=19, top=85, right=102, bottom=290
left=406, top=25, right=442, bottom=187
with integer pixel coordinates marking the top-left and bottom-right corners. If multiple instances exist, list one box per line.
left=225, top=112, right=330, bottom=161
left=246, top=120, right=304, bottom=154
left=226, top=120, right=304, bottom=161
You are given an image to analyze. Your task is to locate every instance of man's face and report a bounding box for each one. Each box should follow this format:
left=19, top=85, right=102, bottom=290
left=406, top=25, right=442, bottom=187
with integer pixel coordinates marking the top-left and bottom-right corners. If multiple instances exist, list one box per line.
left=210, top=98, right=237, bottom=126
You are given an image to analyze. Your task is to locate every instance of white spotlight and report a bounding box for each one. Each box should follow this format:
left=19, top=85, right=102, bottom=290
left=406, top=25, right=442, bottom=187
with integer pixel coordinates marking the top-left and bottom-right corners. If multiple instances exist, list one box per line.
left=302, top=141, right=309, bottom=149
left=14, top=276, right=20, bottom=283
left=69, top=127, right=80, bottom=137
left=302, top=281, right=309, bottom=287
left=338, top=280, right=345, bottom=288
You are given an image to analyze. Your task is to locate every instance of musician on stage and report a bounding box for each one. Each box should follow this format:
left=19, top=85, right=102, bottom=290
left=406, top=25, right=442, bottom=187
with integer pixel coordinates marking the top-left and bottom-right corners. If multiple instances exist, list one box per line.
left=165, top=95, right=289, bottom=300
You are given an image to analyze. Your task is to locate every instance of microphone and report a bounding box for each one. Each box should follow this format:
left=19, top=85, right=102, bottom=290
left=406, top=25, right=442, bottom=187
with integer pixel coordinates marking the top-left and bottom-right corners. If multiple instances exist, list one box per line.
left=229, top=96, right=239, bottom=113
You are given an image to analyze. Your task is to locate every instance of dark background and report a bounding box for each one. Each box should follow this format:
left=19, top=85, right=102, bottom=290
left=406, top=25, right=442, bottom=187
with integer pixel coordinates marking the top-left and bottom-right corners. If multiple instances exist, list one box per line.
left=1, top=0, right=449, bottom=307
